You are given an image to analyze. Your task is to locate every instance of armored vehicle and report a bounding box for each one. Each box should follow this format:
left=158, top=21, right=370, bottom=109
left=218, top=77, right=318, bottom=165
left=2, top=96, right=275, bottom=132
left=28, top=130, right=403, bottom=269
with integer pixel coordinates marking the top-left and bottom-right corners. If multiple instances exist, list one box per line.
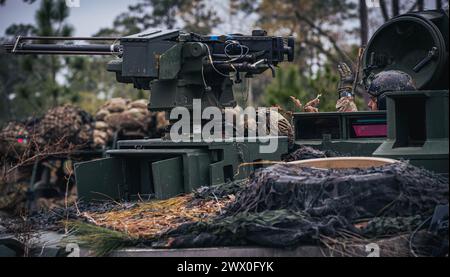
left=4, top=29, right=295, bottom=201
left=3, top=10, right=448, bottom=203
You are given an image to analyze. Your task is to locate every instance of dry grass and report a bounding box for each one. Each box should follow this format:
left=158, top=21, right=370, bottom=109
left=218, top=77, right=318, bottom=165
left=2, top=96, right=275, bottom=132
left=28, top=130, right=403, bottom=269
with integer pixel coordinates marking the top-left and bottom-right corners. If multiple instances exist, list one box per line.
left=80, top=194, right=234, bottom=238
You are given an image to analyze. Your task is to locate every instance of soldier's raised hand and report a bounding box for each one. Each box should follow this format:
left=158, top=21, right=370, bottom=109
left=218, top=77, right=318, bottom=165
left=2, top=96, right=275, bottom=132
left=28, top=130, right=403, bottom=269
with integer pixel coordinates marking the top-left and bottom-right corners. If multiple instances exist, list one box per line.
left=337, top=62, right=354, bottom=98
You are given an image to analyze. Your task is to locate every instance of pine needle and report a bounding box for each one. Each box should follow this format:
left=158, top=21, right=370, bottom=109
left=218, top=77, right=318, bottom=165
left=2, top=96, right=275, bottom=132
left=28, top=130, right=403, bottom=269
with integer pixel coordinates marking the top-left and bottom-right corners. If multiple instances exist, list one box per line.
left=64, top=221, right=140, bottom=257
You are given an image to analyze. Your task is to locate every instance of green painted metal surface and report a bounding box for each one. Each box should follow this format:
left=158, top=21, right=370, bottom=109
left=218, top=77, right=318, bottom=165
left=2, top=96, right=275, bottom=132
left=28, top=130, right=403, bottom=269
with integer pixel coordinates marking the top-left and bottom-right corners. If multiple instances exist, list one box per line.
left=159, top=44, right=182, bottom=80
left=74, top=157, right=125, bottom=201
left=373, top=90, right=449, bottom=174
left=362, top=10, right=449, bottom=90
left=152, top=157, right=185, bottom=199
left=293, top=111, right=387, bottom=156
left=75, top=137, right=288, bottom=201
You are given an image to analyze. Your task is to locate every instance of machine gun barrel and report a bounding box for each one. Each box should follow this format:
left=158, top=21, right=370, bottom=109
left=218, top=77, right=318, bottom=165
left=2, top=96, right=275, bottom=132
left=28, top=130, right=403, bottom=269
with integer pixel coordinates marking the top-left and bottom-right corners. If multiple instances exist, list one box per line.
left=2, top=36, right=122, bottom=55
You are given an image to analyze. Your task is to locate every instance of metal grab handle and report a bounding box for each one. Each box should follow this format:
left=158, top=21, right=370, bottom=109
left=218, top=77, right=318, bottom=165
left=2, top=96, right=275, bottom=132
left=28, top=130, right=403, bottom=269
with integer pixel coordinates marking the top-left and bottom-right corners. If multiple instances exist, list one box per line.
left=413, top=47, right=438, bottom=73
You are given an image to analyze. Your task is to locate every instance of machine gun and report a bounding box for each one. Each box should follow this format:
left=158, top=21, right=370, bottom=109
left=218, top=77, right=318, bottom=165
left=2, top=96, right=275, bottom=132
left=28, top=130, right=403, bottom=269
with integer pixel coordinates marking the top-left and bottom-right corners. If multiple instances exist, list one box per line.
left=3, top=29, right=295, bottom=201
left=4, top=30, right=294, bottom=112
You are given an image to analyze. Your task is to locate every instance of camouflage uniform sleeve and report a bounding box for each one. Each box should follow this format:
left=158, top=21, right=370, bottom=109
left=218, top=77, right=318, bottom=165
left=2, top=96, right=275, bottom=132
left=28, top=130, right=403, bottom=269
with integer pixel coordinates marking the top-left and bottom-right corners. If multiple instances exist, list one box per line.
left=336, top=96, right=358, bottom=112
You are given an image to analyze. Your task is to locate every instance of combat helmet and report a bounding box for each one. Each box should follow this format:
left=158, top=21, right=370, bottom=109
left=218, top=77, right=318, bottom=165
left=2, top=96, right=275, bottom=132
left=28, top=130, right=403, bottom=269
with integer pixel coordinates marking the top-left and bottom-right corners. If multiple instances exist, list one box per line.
left=366, top=70, right=417, bottom=110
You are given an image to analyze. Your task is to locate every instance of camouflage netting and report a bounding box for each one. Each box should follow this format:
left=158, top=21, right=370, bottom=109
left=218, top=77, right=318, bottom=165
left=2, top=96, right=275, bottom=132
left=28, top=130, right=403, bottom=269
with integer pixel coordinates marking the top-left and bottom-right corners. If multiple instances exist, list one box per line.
left=38, top=104, right=94, bottom=147
left=12, top=159, right=445, bottom=256
left=361, top=215, right=425, bottom=236
left=0, top=121, right=31, bottom=161
left=159, top=162, right=448, bottom=251
left=282, top=145, right=342, bottom=162
left=193, top=179, right=247, bottom=201
left=226, top=162, right=448, bottom=216
left=0, top=182, right=28, bottom=213
left=0, top=105, right=94, bottom=214
left=0, top=99, right=168, bottom=215
left=0, top=99, right=168, bottom=159
left=0, top=104, right=95, bottom=163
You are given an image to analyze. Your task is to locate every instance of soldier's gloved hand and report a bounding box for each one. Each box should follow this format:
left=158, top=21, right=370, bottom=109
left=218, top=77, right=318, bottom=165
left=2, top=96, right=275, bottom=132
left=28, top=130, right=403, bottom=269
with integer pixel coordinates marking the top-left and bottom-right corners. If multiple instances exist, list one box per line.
left=337, top=62, right=354, bottom=98
left=336, top=96, right=358, bottom=112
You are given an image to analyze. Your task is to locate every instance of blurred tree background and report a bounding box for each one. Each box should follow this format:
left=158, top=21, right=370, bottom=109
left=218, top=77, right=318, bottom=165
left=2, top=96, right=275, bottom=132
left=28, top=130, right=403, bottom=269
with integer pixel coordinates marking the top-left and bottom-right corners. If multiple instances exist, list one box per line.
left=0, top=0, right=448, bottom=125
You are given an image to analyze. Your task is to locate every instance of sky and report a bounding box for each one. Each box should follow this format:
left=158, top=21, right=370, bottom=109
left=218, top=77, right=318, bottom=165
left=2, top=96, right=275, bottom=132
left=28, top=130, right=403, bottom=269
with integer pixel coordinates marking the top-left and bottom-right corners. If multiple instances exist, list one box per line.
left=0, top=0, right=446, bottom=38
left=0, top=0, right=138, bottom=37
left=0, top=0, right=258, bottom=37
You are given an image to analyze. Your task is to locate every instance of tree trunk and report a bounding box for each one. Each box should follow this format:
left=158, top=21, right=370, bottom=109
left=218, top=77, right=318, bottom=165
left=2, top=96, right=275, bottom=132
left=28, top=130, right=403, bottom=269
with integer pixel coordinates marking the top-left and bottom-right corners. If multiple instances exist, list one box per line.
left=379, top=0, right=390, bottom=21
left=392, top=0, right=400, bottom=16
left=359, top=0, right=369, bottom=46
left=51, top=56, right=58, bottom=107
left=418, top=0, right=424, bottom=11
left=0, top=86, right=11, bottom=124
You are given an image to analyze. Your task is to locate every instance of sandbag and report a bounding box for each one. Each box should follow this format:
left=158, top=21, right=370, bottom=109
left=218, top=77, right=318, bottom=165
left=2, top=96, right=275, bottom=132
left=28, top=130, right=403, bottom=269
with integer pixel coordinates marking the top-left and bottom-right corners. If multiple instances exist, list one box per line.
left=105, top=98, right=128, bottom=113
